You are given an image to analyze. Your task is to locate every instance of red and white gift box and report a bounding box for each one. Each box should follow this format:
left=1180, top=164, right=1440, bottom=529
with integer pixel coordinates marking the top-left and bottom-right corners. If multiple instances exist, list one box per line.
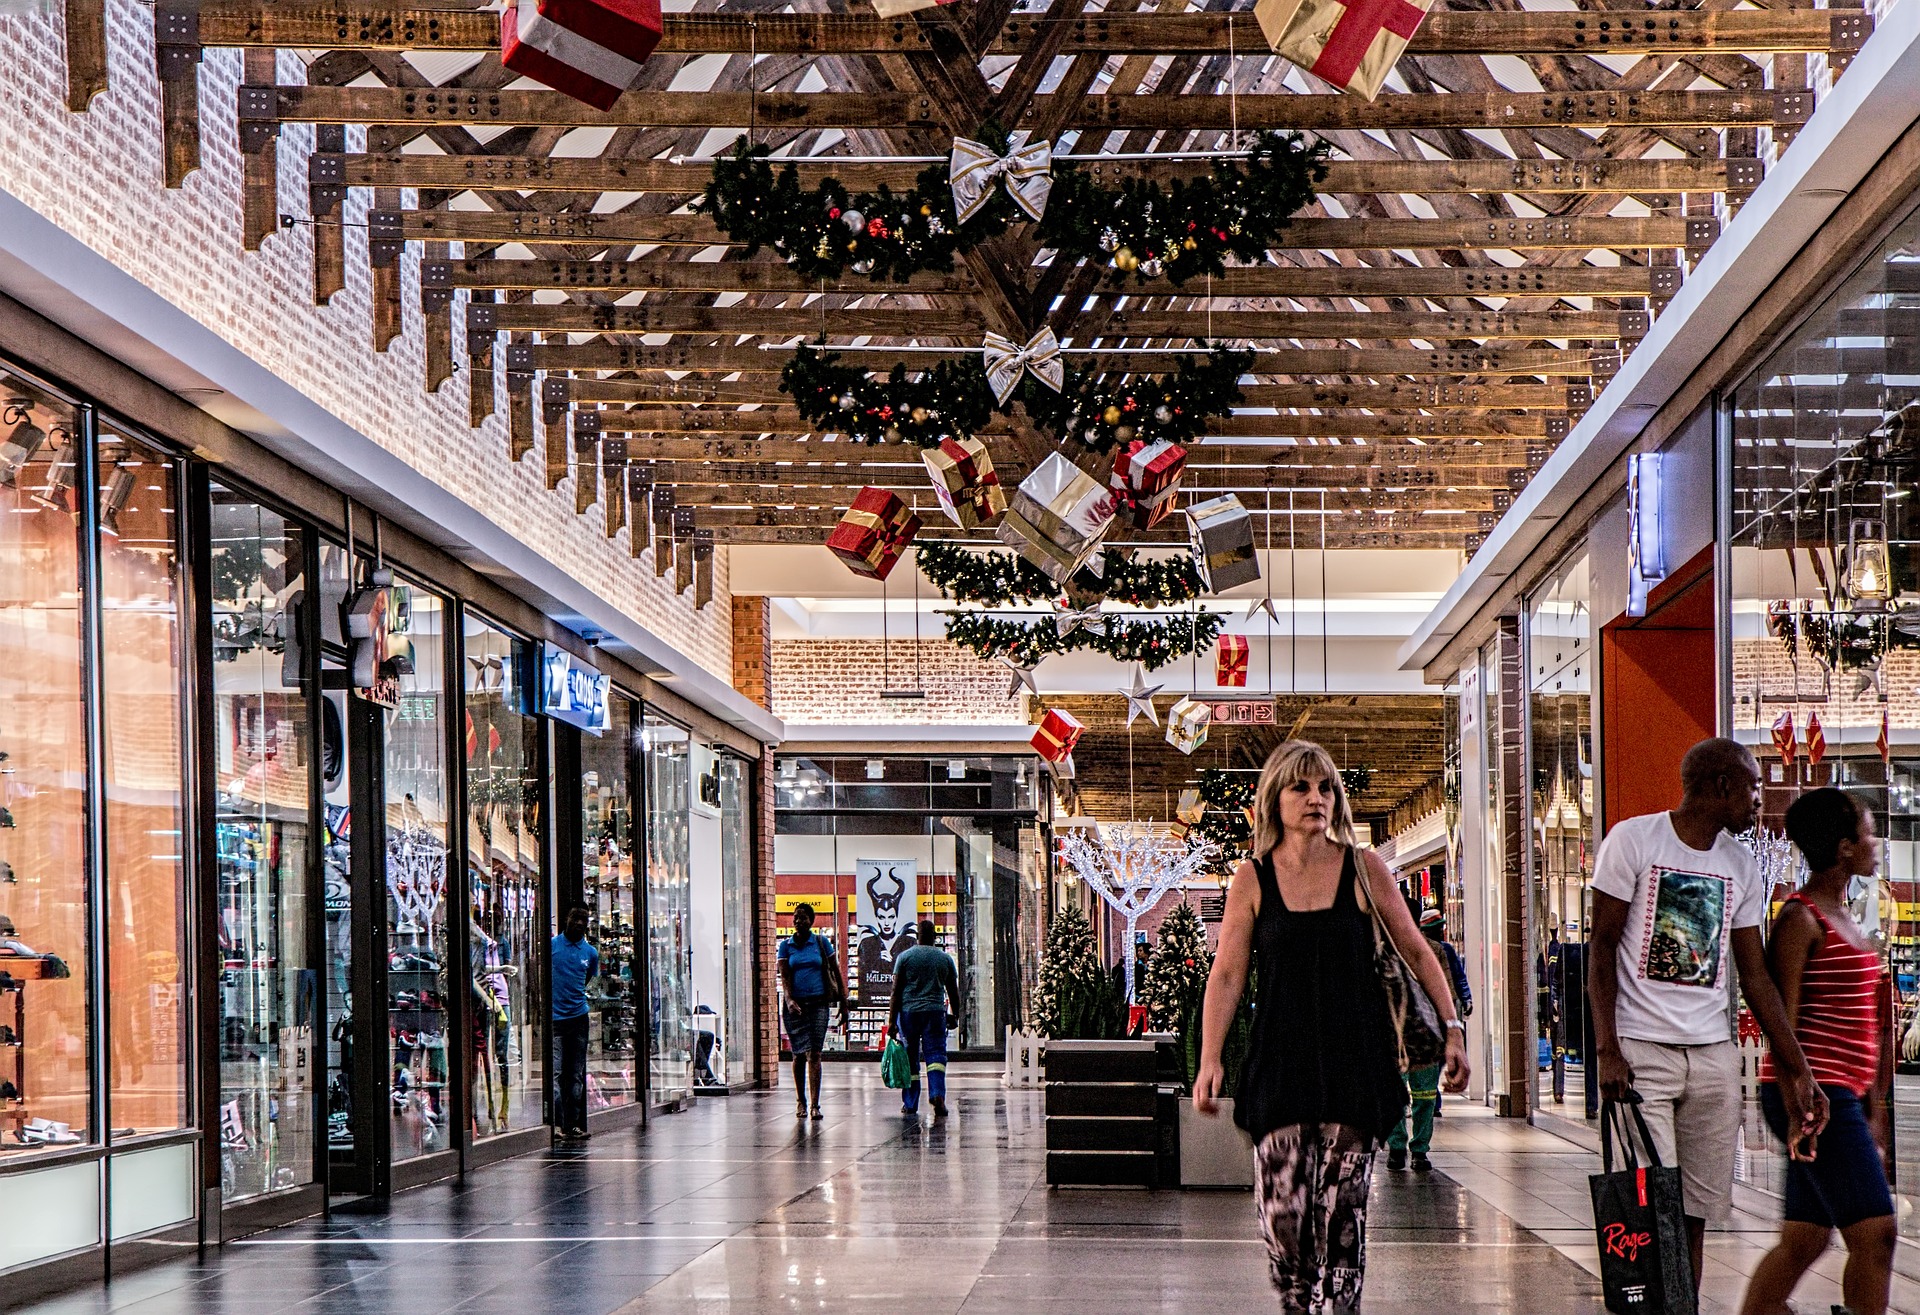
left=1109, top=439, right=1187, bottom=530
left=1254, top=0, right=1434, bottom=101
left=1216, top=635, right=1249, bottom=688
left=1031, top=708, right=1085, bottom=764
left=826, top=486, right=922, bottom=581
left=924, top=437, right=1007, bottom=529
left=502, top=0, right=663, bottom=111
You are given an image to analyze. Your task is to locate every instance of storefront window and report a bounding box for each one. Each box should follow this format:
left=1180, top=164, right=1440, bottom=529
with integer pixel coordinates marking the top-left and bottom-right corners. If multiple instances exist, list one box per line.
left=0, top=379, right=90, bottom=1156
left=1526, top=549, right=1595, bottom=1114
left=386, top=585, right=450, bottom=1161
left=463, top=616, right=543, bottom=1140
left=716, top=753, right=753, bottom=1085
left=773, top=756, right=1042, bottom=1053
left=643, top=713, right=692, bottom=1102
left=581, top=691, right=637, bottom=1110
left=1729, top=204, right=1920, bottom=1228
left=98, top=425, right=190, bottom=1140
left=208, top=486, right=315, bottom=1199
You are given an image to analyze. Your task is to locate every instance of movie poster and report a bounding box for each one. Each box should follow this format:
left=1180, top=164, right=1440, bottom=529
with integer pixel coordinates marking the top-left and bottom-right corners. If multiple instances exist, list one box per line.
left=854, top=858, right=918, bottom=1006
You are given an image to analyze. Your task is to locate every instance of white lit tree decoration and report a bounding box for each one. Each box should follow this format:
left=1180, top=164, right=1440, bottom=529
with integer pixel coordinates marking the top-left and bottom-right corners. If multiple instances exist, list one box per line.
left=1059, top=824, right=1218, bottom=1002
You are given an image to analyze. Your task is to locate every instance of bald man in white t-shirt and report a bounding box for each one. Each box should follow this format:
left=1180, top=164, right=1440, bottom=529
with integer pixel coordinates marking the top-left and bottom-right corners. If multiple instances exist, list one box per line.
left=1589, top=737, right=1828, bottom=1301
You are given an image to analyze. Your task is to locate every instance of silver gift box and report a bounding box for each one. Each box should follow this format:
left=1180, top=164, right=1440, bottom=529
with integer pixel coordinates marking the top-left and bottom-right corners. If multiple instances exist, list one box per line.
left=998, top=452, right=1116, bottom=584
left=1185, top=494, right=1261, bottom=592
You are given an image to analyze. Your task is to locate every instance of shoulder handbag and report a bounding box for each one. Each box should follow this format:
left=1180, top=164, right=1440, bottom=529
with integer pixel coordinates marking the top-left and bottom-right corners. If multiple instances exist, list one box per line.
left=1354, top=854, right=1447, bottom=1073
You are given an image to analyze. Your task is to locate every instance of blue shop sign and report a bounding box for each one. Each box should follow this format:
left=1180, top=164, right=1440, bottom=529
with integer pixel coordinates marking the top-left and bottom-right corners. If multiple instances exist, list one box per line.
left=540, top=646, right=611, bottom=734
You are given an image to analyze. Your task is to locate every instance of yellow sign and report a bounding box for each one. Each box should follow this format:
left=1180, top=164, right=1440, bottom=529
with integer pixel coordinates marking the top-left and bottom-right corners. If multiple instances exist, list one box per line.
left=917, top=896, right=958, bottom=914
left=776, top=894, right=836, bottom=914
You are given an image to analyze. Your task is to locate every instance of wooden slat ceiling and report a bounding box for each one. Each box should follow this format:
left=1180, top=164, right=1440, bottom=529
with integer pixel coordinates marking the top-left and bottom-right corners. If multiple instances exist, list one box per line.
left=72, top=0, right=1869, bottom=554
left=1033, top=693, right=1448, bottom=827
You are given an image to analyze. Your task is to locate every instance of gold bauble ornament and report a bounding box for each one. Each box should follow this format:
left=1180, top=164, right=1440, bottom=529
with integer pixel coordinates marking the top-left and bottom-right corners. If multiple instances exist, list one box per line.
left=910, top=407, right=929, bottom=423
left=1114, top=247, right=1138, bottom=272
left=1102, top=405, right=1122, bottom=425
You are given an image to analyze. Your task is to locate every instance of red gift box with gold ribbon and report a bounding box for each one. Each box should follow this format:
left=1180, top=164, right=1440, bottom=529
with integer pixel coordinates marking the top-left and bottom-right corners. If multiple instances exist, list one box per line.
left=1216, top=634, right=1250, bottom=687
left=1031, top=708, right=1084, bottom=764
left=923, top=437, right=1007, bottom=529
left=826, top=486, right=922, bottom=580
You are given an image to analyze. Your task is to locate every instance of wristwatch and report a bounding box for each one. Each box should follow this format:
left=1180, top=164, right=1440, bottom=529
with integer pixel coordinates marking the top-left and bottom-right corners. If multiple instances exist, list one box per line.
left=1443, top=1019, right=1467, bottom=1034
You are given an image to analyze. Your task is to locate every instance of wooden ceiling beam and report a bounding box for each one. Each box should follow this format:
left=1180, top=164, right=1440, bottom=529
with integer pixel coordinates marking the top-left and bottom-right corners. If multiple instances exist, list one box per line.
left=254, top=86, right=1799, bottom=134
left=587, top=406, right=1558, bottom=439
left=561, top=377, right=1586, bottom=411
left=659, top=486, right=1502, bottom=514
left=424, top=256, right=1670, bottom=298
left=471, top=299, right=1636, bottom=342
left=687, top=523, right=1474, bottom=548
left=633, top=459, right=1531, bottom=491
left=191, top=6, right=1862, bottom=56
left=325, top=151, right=1757, bottom=197
left=605, top=433, right=1539, bottom=466
left=514, top=341, right=1614, bottom=376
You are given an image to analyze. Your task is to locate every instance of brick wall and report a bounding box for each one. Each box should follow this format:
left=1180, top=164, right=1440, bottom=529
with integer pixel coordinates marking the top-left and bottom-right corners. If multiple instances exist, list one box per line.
left=0, top=7, right=730, bottom=679
left=771, top=639, right=1029, bottom=725
left=1732, top=636, right=1919, bottom=739
left=731, top=597, right=772, bottom=709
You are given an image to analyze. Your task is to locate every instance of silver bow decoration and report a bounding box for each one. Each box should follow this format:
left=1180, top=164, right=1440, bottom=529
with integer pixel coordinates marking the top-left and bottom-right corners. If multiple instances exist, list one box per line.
left=950, top=136, right=1053, bottom=224
left=1054, top=605, right=1108, bottom=640
left=983, top=328, right=1065, bottom=406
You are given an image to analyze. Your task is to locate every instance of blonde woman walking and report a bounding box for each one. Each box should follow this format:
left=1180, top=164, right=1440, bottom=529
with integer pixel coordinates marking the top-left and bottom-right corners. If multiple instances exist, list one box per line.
left=1194, top=741, right=1470, bottom=1313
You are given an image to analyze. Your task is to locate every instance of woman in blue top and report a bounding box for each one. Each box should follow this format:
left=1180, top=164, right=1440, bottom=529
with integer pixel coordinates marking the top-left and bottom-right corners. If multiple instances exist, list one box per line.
left=778, top=903, right=844, bottom=1119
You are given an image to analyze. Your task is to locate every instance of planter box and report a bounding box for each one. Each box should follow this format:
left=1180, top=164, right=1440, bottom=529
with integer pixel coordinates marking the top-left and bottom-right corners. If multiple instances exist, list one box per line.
left=1043, top=1039, right=1172, bottom=1188
left=1178, top=1096, right=1254, bottom=1188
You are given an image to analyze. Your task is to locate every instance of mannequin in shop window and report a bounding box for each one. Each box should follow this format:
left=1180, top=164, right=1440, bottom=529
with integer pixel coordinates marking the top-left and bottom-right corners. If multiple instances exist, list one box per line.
left=470, top=919, right=516, bottom=1136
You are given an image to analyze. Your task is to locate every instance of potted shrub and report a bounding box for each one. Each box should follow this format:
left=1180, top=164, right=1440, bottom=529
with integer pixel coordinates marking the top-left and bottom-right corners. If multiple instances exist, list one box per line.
left=1141, top=903, right=1255, bottom=1188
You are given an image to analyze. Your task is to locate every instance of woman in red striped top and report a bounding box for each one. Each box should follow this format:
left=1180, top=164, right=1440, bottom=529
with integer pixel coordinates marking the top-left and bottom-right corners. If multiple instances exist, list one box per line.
left=1740, top=788, right=1895, bottom=1315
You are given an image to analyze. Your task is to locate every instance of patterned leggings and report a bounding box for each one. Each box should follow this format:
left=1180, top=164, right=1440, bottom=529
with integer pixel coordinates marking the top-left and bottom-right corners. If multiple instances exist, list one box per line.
left=1254, top=1123, right=1378, bottom=1313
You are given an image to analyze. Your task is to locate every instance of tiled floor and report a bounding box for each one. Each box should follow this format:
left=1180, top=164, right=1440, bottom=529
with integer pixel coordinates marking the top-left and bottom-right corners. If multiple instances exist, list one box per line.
left=13, top=1066, right=1918, bottom=1314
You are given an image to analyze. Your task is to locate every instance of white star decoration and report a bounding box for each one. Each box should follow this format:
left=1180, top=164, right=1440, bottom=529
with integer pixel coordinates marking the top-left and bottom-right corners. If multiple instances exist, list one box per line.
left=1245, top=595, right=1281, bottom=625
left=1002, top=657, right=1040, bottom=700
left=1121, top=663, right=1164, bottom=727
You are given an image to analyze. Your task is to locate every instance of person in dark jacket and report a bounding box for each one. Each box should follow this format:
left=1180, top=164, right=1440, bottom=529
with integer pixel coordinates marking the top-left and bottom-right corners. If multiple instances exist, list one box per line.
left=1194, top=741, right=1469, bottom=1313
left=1387, top=909, right=1473, bottom=1170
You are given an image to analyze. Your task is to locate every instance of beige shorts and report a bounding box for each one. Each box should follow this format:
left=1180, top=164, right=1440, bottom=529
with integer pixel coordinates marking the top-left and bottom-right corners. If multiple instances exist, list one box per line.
left=1618, top=1037, right=1741, bottom=1226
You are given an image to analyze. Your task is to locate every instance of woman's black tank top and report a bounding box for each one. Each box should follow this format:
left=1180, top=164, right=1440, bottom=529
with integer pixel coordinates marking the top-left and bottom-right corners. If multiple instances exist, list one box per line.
left=1232, top=846, right=1408, bottom=1145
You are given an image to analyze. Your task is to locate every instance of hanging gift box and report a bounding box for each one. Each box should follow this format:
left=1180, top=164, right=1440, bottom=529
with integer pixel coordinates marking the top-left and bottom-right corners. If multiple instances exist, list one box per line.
left=923, top=436, right=1008, bottom=529
left=1253, top=0, right=1435, bottom=101
left=998, top=453, right=1116, bottom=584
left=1166, top=697, right=1212, bottom=755
left=501, top=0, right=664, bottom=111
left=1216, top=635, right=1250, bottom=687
left=1108, top=439, right=1188, bottom=530
left=1806, top=712, right=1827, bottom=766
left=1031, top=707, right=1085, bottom=764
left=1771, top=711, right=1797, bottom=767
left=1186, top=494, right=1262, bottom=592
left=827, top=486, right=922, bottom=581
left=1175, top=788, right=1206, bottom=826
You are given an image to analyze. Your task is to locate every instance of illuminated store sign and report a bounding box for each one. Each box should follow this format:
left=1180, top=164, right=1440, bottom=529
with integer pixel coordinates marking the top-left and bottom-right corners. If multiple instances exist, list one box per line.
left=540, top=646, right=610, bottom=734
left=1626, top=452, right=1665, bottom=618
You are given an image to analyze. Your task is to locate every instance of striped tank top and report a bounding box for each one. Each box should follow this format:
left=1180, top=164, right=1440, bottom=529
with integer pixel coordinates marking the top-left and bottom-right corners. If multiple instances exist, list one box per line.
left=1759, top=893, right=1882, bottom=1097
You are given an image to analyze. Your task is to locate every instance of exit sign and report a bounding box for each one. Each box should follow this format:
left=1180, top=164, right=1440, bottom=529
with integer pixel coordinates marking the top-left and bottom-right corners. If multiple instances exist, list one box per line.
left=1207, top=700, right=1277, bottom=725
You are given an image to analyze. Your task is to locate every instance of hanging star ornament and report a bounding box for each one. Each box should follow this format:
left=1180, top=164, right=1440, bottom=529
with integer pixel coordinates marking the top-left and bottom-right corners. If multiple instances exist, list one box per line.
left=1002, top=657, right=1040, bottom=700
left=1245, top=594, right=1281, bottom=625
left=1121, top=663, right=1164, bottom=727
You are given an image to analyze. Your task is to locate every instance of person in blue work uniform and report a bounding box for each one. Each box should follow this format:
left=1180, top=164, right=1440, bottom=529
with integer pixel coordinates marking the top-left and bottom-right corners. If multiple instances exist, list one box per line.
left=886, top=920, right=963, bottom=1121
left=550, top=906, right=599, bottom=1142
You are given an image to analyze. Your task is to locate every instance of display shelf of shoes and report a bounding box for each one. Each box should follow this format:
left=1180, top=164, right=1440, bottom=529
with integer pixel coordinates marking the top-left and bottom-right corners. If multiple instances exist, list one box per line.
left=0, top=956, right=47, bottom=1144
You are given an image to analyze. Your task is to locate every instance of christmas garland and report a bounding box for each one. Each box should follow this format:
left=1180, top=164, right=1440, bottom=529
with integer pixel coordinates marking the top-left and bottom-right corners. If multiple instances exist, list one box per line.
left=781, top=343, right=1251, bottom=453
left=916, top=543, right=1205, bottom=608
left=700, top=129, right=1327, bottom=286
left=1191, top=767, right=1256, bottom=863
left=942, top=608, right=1223, bottom=670
left=1340, top=765, right=1374, bottom=796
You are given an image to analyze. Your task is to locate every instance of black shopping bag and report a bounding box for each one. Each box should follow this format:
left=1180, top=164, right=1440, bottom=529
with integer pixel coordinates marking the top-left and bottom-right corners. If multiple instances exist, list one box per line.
left=1588, top=1098, right=1695, bottom=1315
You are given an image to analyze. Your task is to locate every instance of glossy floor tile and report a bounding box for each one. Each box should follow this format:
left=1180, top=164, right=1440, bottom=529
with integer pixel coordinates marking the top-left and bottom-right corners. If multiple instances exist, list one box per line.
left=12, top=1066, right=1917, bottom=1314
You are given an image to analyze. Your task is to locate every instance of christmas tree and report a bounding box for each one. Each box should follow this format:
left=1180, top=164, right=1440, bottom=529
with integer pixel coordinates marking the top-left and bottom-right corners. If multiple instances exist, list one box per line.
left=1139, top=901, right=1213, bottom=1087
left=1032, top=905, right=1126, bottom=1040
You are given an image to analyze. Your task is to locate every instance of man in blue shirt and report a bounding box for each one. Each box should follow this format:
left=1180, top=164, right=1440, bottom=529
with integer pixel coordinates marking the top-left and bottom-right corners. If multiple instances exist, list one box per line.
left=886, top=920, right=962, bottom=1121
left=551, top=906, right=599, bottom=1142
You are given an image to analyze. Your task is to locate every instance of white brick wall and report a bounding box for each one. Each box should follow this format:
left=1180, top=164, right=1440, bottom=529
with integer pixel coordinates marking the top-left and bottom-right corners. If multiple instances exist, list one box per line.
left=0, top=5, right=730, bottom=679
left=771, top=639, right=1029, bottom=725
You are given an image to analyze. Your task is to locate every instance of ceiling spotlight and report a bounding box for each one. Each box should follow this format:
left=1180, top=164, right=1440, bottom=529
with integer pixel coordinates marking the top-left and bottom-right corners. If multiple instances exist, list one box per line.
left=947, top=759, right=967, bottom=781
left=865, top=759, right=885, bottom=780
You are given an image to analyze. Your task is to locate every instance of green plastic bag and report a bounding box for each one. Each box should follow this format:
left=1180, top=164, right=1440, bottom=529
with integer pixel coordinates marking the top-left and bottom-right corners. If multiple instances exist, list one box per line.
left=880, top=1034, right=911, bottom=1090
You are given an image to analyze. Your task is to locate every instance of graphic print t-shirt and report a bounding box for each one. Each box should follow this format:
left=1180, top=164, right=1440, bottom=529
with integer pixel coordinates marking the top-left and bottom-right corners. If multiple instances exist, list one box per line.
left=1590, top=812, right=1765, bottom=1046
